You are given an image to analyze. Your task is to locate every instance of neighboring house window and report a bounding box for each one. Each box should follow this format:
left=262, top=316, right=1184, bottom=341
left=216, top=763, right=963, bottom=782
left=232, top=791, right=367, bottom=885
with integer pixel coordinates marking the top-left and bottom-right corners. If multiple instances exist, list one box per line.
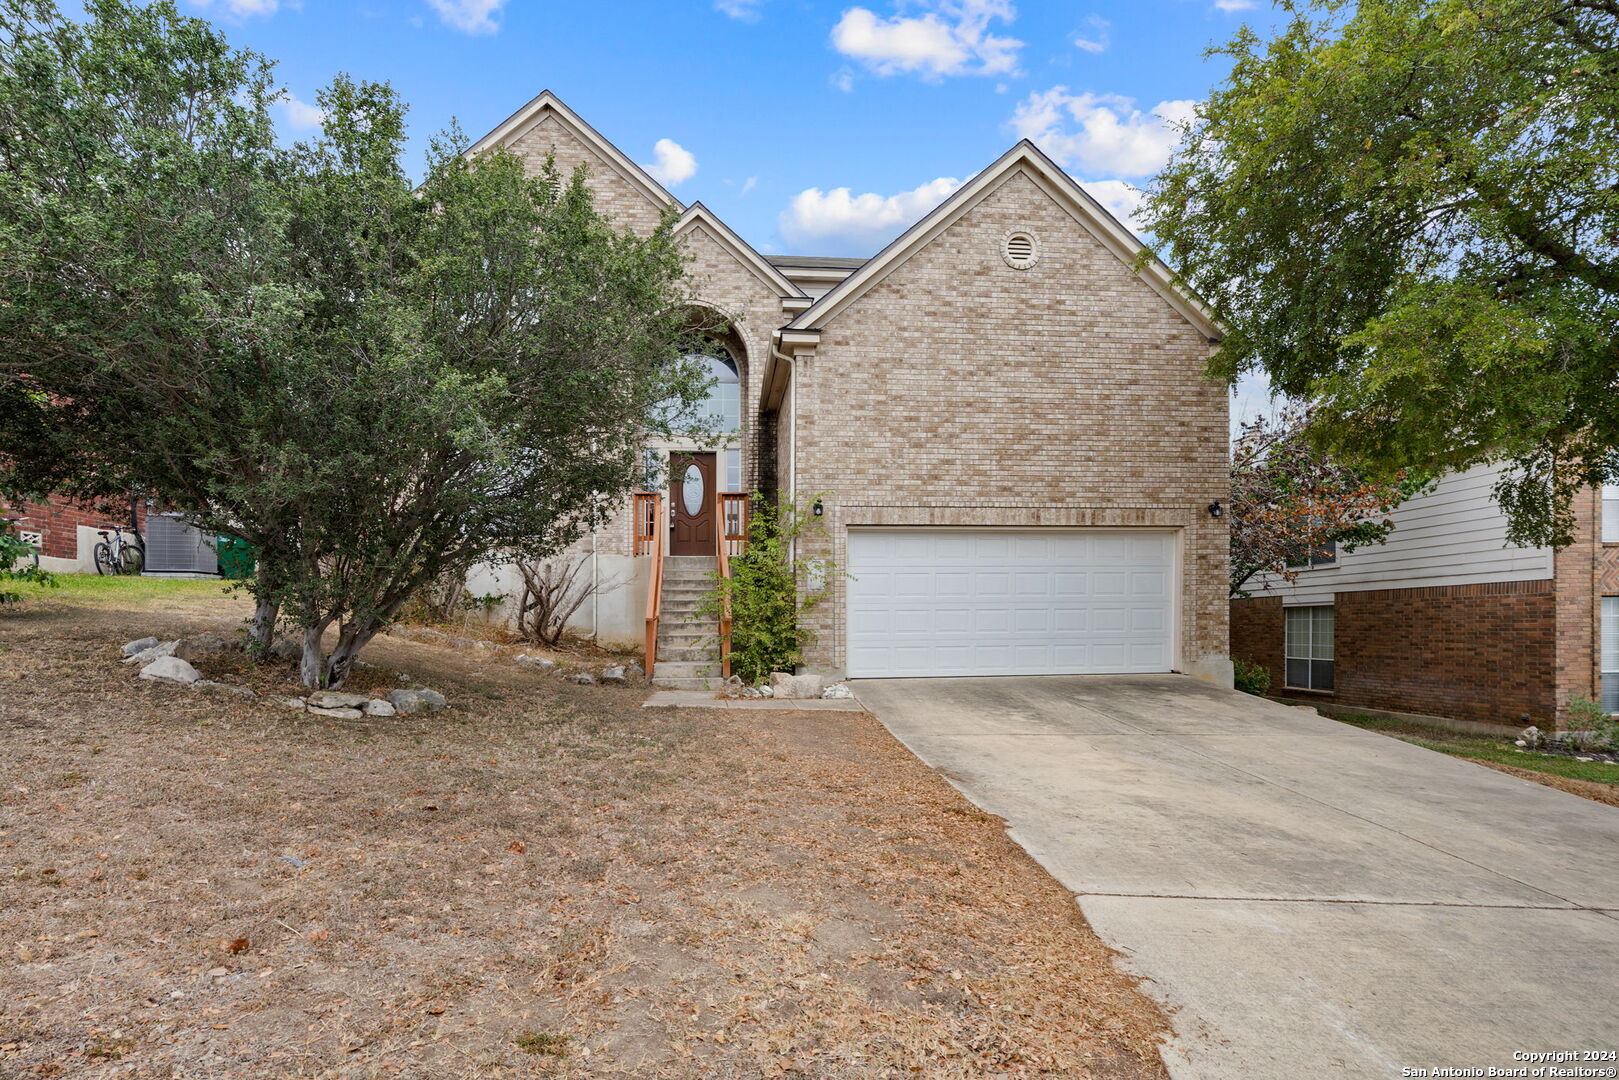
left=1285, top=606, right=1335, bottom=691
left=1603, top=486, right=1619, bottom=543
left=1286, top=538, right=1337, bottom=570
left=1603, top=597, right=1619, bottom=714
left=725, top=448, right=741, bottom=492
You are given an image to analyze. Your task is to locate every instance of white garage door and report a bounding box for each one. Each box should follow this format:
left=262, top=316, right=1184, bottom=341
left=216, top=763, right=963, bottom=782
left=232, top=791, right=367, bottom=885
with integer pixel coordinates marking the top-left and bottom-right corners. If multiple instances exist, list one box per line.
left=847, top=529, right=1175, bottom=678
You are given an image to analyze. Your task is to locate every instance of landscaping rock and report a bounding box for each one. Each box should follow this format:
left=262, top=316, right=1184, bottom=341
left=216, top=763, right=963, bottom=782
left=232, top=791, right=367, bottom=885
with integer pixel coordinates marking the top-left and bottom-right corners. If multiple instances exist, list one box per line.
left=387, top=688, right=447, bottom=714
left=362, top=699, right=396, bottom=717
left=139, top=655, right=200, bottom=685
left=627, top=662, right=645, bottom=680
left=514, top=654, right=558, bottom=672
left=174, top=633, right=231, bottom=662
left=741, top=686, right=764, bottom=698
left=268, top=637, right=302, bottom=663
left=769, top=672, right=825, bottom=700
left=758, top=684, right=774, bottom=697
left=600, top=665, right=628, bottom=686
left=121, top=636, right=159, bottom=657
left=307, top=690, right=369, bottom=710
left=822, top=683, right=854, bottom=700
left=1519, top=725, right=1544, bottom=749
left=568, top=673, right=597, bottom=686
left=308, top=706, right=363, bottom=719
left=278, top=697, right=307, bottom=711
left=123, top=640, right=178, bottom=665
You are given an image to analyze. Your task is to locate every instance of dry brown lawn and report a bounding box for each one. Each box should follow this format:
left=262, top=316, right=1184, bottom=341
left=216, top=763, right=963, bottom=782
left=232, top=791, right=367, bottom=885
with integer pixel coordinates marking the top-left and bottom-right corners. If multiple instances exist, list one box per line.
left=0, top=580, right=1167, bottom=1079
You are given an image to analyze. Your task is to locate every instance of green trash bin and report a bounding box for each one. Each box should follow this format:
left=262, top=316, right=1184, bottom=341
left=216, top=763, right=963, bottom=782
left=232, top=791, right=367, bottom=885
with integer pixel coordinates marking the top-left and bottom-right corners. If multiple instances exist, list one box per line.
left=215, top=535, right=257, bottom=580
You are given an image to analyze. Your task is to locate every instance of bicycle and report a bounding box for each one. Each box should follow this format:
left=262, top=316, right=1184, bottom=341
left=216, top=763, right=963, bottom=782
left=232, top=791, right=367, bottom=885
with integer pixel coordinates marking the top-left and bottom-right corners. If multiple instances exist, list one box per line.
left=93, top=524, right=144, bottom=576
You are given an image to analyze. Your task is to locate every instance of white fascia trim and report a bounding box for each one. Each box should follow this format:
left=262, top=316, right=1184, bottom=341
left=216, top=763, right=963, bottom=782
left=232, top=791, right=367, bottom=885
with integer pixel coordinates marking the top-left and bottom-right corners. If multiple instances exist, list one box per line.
left=466, top=90, right=680, bottom=213
left=785, top=140, right=1222, bottom=342
left=777, top=329, right=821, bottom=350
left=674, top=203, right=808, bottom=300
left=762, top=328, right=816, bottom=411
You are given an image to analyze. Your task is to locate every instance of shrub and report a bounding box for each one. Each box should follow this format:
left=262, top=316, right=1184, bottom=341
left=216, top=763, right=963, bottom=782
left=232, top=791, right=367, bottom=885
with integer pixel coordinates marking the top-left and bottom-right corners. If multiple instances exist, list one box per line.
left=514, top=555, right=614, bottom=646
left=1233, top=657, right=1271, bottom=696
left=1564, top=695, right=1616, bottom=747
left=0, top=519, right=55, bottom=604
left=697, top=495, right=834, bottom=684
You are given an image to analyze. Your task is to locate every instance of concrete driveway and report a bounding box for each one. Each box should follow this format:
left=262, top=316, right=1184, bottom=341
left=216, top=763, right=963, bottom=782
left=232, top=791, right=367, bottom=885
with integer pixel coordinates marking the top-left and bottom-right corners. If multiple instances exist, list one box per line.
left=854, top=675, right=1619, bottom=1079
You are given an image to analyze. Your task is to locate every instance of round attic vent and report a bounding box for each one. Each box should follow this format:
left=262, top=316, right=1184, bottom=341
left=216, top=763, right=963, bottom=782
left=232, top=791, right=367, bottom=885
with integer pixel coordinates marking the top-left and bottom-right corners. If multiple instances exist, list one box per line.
left=1003, top=230, right=1038, bottom=270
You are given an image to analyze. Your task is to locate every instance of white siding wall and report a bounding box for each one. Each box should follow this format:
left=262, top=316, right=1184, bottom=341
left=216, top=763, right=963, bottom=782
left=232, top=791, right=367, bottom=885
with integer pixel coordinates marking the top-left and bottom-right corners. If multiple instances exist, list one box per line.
left=1249, top=462, right=1554, bottom=606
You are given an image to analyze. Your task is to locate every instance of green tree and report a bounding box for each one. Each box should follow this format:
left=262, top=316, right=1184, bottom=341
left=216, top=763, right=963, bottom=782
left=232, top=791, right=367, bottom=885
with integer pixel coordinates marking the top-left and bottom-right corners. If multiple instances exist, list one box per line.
left=697, top=496, right=832, bottom=685
left=0, top=0, right=712, bottom=686
left=1229, top=407, right=1420, bottom=596
left=0, top=518, right=55, bottom=604
left=1143, top=0, right=1619, bottom=548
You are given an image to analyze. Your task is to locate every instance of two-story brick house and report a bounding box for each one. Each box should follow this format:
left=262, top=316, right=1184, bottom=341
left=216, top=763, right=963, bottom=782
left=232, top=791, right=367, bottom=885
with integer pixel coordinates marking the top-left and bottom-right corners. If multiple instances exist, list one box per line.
left=1230, top=464, right=1619, bottom=727
left=461, top=91, right=1234, bottom=689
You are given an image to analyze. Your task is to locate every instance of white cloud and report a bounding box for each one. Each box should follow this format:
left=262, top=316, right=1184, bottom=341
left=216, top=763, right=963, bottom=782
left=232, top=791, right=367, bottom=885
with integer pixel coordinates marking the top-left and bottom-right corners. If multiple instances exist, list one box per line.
left=740, top=176, right=758, bottom=195
left=1012, top=87, right=1196, bottom=178
left=1078, top=178, right=1148, bottom=236
left=716, top=0, right=766, bottom=20
left=189, top=0, right=281, bottom=17
left=830, top=0, right=1023, bottom=80
left=644, top=138, right=697, bottom=187
left=276, top=91, right=325, bottom=131
left=1214, top=0, right=1256, bottom=10
left=779, top=176, right=963, bottom=253
left=1071, top=15, right=1108, bottom=54
left=427, top=0, right=506, bottom=34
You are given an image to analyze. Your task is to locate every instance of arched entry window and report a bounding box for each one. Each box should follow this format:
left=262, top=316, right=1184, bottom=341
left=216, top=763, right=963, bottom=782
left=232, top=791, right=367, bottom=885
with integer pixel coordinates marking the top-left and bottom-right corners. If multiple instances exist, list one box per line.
left=686, top=350, right=740, bottom=432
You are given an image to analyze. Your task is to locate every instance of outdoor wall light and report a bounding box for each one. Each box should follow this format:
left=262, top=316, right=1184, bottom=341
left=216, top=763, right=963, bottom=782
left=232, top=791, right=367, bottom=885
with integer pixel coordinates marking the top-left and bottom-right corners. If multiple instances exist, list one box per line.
left=1207, top=501, right=1224, bottom=519
left=812, top=498, right=824, bottom=517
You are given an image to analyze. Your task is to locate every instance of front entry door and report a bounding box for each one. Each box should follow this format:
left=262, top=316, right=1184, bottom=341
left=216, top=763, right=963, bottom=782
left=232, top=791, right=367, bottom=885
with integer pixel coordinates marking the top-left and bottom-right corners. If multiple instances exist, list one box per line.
left=669, top=452, right=717, bottom=556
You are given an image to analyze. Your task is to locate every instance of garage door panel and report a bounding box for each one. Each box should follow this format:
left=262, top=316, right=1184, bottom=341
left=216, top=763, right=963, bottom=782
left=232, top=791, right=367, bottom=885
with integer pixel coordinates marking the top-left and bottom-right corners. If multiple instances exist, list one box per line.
left=1054, top=572, right=1088, bottom=596
left=1131, top=607, right=1166, bottom=632
left=1092, top=571, right=1127, bottom=597
left=847, top=529, right=1174, bottom=678
left=1054, top=608, right=1088, bottom=631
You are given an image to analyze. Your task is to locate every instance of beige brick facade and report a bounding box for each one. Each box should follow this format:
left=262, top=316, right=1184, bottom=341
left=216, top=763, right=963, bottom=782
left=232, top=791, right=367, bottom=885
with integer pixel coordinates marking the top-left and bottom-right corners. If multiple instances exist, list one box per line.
left=502, top=111, right=670, bottom=236
left=477, top=94, right=1232, bottom=676
left=784, top=169, right=1229, bottom=676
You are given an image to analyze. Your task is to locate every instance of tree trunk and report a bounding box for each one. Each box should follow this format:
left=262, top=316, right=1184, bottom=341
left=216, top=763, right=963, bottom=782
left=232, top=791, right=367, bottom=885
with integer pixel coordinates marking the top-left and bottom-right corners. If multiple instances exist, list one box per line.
left=299, top=619, right=332, bottom=688
left=324, top=620, right=379, bottom=690
left=248, top=599, right=279, bottom=656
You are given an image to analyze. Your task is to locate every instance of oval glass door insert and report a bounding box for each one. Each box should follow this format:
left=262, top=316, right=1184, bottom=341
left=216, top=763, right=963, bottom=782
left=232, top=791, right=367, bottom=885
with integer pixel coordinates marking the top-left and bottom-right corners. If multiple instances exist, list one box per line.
left=681, top=463, right=704, bottom=515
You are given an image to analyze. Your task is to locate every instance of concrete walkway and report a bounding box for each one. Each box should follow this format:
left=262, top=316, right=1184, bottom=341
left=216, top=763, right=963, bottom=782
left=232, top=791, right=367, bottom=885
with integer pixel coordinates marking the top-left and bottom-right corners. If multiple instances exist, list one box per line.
left=855, top=675, right=1619, bottom=1079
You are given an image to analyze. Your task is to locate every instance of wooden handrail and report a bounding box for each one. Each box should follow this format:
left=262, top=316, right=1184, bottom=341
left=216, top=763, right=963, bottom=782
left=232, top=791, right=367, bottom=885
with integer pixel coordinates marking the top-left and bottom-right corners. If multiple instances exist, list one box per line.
left=720, top=492, right=749, bottom=559
left=644, top=493, right=666, bottom=679
left=632, top=492, right=658, bottom=556
left=715, top=485, right=733, bottom=679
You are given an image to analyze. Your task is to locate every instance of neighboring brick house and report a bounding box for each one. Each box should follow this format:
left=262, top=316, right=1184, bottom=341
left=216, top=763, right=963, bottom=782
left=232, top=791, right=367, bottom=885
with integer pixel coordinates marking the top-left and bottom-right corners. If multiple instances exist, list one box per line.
left=2, top=495, right=145, bottom=573
left=468, top=92, right=1233, bottom=688
left=4, top=494, right=223, bottom=576
left=1229, top=464, right=1619, bottom=727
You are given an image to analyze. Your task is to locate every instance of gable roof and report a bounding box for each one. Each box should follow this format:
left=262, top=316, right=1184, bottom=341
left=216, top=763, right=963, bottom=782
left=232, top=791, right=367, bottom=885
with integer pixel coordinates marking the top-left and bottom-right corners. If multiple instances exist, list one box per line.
left=675, top=203, right=808, bottom=299
left=467, top=90, right=680, bottom=214
left=782, top=139, right=1221, bottom=342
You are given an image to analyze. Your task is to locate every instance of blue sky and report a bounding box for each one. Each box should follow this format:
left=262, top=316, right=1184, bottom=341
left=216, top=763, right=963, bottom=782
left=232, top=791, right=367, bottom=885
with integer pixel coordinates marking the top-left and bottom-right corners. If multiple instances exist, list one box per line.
left=188, top=0, right=1287, bottom=259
